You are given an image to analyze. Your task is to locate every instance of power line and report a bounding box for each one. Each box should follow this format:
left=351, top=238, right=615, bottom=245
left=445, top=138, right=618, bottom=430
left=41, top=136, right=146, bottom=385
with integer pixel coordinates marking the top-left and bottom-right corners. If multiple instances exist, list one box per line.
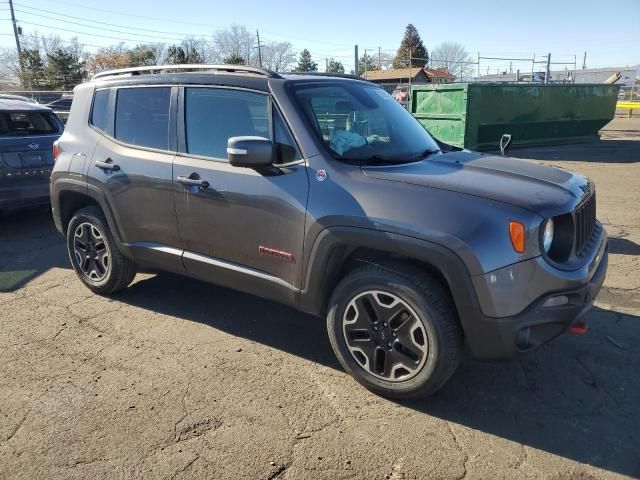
left=16, top=0, right=217, bottom=27
left=16, top=20, right=188, bottom=43
left=13, top=2, right=210, bottom=38
left=16, top=0, right=357, bottom=48
left=14, top=10, right=193, bottom=42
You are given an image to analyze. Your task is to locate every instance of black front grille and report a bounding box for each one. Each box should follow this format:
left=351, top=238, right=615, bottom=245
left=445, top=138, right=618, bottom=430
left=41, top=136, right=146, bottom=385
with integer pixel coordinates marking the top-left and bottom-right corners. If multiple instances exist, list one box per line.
left=574, top=193, right=596, bottom=256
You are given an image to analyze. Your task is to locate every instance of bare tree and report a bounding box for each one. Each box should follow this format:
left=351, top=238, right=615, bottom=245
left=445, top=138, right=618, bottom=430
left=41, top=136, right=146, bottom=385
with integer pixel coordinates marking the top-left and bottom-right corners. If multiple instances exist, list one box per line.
left=430, top=42, right=474, bottom=79
left=371, top=51, right=393, bottom=71
left=181, top=36, right=207, bottom=63
left=146, top=42, right=166, bottom=64
left=261, top=41, right=296, bottom=72
left=212, top=24, right=257, bottom=65
left=85, top=44, right=130, bottom=76
left=0, top=48, right=20, bottom=88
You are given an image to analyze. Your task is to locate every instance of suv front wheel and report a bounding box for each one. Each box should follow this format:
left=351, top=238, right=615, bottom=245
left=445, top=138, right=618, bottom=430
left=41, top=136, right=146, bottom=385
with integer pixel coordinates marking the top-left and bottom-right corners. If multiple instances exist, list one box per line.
left=66, top=206, right=136, bottom=294
left=326, top=262, right=463, bottom=399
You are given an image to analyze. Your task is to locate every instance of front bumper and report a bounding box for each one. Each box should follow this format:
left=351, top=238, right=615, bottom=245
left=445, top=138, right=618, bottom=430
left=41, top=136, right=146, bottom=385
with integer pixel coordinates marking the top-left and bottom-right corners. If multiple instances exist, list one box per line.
left=464, top=227, right=608, bottom=360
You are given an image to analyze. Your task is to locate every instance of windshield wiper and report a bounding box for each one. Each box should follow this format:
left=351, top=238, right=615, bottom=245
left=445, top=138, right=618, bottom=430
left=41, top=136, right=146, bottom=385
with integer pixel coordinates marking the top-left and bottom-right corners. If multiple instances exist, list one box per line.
left=336, top=149, right=441, bottom=165
left=335, top=154, right=393, bottom=164
left=405, top=149, right=441, bottom=161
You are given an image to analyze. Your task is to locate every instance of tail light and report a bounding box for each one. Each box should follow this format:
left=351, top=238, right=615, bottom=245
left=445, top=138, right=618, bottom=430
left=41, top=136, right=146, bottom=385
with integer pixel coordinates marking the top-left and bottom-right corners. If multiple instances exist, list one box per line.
left=53, top=141, right=59, bottom=162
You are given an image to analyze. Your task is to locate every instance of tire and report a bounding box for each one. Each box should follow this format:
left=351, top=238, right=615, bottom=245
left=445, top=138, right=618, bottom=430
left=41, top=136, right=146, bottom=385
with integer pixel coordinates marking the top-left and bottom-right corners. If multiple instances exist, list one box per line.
left=66, top=206, right=136, bottom=294
left=326, top=261, right=463, bottom=400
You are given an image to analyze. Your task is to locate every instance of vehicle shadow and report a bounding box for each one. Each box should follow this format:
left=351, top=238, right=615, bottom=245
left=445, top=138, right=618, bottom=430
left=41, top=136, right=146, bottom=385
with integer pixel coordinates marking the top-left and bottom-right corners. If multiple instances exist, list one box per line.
left=0, top=208, right=69, bottom=292
left=116, top=273, right=640, bottom=477
left=608, top=236, right=640, bottom=256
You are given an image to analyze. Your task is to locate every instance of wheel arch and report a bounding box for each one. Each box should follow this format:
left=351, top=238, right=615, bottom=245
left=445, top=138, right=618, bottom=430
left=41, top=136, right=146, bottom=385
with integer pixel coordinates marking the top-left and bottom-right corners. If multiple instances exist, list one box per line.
left=53, top=180, right=127, bottom=253
left=299, top=227, right=483, bottom=336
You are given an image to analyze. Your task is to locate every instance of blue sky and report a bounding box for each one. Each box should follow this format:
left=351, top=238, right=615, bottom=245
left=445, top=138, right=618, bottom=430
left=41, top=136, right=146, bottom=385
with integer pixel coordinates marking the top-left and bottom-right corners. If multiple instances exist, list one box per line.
left=1, top=0, right=638, bottom=73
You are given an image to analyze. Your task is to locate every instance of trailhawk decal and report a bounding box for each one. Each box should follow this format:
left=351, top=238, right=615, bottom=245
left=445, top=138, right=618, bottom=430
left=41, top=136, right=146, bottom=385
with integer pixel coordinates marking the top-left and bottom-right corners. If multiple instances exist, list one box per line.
left=259, top=246, right=294, bottom=262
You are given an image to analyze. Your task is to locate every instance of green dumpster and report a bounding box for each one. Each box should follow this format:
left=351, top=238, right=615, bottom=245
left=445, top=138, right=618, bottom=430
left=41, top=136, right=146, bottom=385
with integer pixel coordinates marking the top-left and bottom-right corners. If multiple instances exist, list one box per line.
left=409, top=83, right=620, bottom=150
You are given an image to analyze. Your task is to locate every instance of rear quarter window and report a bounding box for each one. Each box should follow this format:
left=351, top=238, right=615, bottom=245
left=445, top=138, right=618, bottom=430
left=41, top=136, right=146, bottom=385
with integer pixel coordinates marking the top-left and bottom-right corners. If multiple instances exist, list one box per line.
left=114, top=87, right=171, bottom=150
left=90, top=89, right=110, bottom=132
left=0, top=111, right=58, bottom=136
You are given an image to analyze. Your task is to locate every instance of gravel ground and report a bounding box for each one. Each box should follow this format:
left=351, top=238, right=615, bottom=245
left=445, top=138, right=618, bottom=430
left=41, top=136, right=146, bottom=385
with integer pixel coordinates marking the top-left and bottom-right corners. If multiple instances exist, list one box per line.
left=1, top=118, right=639, bottom=480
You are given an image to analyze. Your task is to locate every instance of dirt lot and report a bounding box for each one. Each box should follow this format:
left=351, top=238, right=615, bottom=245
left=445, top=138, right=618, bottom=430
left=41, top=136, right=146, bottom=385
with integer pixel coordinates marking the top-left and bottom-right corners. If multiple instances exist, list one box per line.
left=1, top=118, right=639, bottom=480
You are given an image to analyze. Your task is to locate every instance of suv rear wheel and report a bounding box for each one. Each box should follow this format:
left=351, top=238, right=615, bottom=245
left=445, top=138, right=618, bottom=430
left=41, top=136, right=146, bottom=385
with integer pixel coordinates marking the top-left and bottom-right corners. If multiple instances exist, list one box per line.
left=66, top=206, right=136, bottom=294
left=326, top=262, right=463, bottom=399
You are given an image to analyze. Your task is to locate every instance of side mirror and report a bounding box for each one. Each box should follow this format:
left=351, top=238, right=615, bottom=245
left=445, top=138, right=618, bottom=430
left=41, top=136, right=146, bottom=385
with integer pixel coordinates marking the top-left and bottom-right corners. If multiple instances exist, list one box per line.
left=227, top=136, right=274, bottom=168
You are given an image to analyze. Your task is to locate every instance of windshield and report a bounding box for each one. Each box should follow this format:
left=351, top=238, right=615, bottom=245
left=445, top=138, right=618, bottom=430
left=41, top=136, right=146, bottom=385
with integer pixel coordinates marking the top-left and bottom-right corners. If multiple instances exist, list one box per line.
left=292, top=82, right=440, bottom=163
left=0, top=111, right=59, bottom=137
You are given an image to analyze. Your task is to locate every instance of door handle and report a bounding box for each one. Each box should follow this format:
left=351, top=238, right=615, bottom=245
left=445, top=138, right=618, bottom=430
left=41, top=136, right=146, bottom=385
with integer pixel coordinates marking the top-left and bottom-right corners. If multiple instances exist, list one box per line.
left=95, top=158, right=120, bottom=171
left=177, top=175, right=209, bottom=189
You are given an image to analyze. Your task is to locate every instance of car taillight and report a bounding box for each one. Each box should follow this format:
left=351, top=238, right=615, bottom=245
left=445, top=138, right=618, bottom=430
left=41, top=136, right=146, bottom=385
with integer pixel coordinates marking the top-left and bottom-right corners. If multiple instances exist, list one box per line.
left=53, top=141, right=59, bottom=162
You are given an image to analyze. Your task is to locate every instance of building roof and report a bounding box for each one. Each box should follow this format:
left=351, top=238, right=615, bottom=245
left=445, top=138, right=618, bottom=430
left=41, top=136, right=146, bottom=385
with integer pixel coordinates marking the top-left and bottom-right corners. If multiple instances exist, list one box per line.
left=364, top=67, right=455, bottom=82
left=426, top=67, right=456, bottom=80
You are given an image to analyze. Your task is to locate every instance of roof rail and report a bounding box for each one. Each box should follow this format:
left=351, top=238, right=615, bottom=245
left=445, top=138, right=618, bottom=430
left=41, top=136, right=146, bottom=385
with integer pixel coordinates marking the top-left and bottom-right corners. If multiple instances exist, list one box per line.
left=284, top=72, right=366, bottom=81
left=91, top=64, right=282, bottom=81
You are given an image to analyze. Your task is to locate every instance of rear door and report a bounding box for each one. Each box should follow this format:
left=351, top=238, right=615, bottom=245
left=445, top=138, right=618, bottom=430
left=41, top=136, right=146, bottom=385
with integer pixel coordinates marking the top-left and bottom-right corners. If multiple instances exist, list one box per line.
left=87, top=85, right=182, bottom=270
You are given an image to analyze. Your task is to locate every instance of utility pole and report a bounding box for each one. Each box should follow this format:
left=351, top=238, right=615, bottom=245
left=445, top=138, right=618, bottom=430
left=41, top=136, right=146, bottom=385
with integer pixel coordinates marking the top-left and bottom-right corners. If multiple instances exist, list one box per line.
left=582, top=51, right=587, bottom=70
left=354, top=45, right=359, bottom=77
left=408, top=48, right=412, bottom=104
left=364, top=49, right=367, bottom=79
left=256, top=30, right=263, bottom=67
left=9, top=0, right=24, bottom=85
left=378, top=46, right=381, bottom=70
left=325, top=57, right=328, bottom=72
left=545, top=53, right=551, bottom=84
left=532, top=53, right=535, bottom=82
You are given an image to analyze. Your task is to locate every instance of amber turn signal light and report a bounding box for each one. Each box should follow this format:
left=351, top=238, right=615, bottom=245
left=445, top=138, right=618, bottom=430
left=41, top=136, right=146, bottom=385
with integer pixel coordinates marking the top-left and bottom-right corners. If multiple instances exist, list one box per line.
left=509, top=221, right=525, bottom=253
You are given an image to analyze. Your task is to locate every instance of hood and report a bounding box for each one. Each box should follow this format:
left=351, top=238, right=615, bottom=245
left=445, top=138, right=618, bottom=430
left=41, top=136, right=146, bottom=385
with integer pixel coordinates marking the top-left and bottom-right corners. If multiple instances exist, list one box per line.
left=362, top=150, right=591, bottom=217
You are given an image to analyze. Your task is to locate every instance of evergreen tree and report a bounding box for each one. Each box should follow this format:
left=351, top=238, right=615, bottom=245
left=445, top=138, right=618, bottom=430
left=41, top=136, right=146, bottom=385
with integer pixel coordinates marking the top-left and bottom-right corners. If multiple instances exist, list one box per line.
left=223, top=54, right=245, bottom=65
left=326, top=58, right=344, bottom=74
left=20, top=49, right=47, bottom=88
left=47, top=49, right=85, bottom=89
left=166, top=45, right=187, bottom=64
left=295, top=49, right=317, bottom=72
left=393, top=24, right=428, bottom=68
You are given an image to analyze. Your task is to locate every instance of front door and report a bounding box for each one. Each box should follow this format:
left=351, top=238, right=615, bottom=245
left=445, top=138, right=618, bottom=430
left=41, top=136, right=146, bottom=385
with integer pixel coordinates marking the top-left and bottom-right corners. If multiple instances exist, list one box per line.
left=173, top=86, right=309, bottom=302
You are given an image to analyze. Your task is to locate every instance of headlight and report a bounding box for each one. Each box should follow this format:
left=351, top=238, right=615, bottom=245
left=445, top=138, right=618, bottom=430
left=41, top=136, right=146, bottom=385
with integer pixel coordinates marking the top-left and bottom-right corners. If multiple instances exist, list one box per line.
left=542, top=218, right=554, bottom=252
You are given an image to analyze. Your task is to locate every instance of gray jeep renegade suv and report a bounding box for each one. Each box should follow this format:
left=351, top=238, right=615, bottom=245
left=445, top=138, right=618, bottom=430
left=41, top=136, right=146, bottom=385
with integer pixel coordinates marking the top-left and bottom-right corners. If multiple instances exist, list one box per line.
left=50, top=65, right=608, bottom=399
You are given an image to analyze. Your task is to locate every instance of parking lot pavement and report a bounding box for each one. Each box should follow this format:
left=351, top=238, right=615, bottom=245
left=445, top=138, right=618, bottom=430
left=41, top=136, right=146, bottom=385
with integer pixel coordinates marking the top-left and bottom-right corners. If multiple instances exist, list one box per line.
left=1, top=118, right=639, bottom=480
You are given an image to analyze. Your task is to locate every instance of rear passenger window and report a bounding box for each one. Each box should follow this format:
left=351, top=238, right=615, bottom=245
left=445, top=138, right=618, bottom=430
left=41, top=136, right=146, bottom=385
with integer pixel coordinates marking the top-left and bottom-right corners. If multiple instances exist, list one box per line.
left=115, top=87, right=170, bottom=150
left=90, top=89, right=109, bottom=132
left=185, top=88, right=268, bottom=159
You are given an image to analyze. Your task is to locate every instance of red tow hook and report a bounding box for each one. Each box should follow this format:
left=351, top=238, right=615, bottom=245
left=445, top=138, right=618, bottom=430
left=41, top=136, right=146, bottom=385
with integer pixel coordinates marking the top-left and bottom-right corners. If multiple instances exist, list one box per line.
left=570, top=321, right=588, bottom=335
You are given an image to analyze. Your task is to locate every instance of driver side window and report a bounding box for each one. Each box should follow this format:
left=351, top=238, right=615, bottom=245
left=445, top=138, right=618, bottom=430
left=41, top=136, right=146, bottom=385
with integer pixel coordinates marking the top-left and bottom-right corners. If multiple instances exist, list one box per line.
left=184, top=87, right=269, bottom=160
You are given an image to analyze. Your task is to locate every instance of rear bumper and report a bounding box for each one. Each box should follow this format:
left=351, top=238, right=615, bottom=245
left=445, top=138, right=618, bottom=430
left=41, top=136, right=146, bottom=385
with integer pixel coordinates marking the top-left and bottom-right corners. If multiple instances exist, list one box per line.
left=464, top=230, right=608, bottom=360
left=0, top=180, right=50, bottom=210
